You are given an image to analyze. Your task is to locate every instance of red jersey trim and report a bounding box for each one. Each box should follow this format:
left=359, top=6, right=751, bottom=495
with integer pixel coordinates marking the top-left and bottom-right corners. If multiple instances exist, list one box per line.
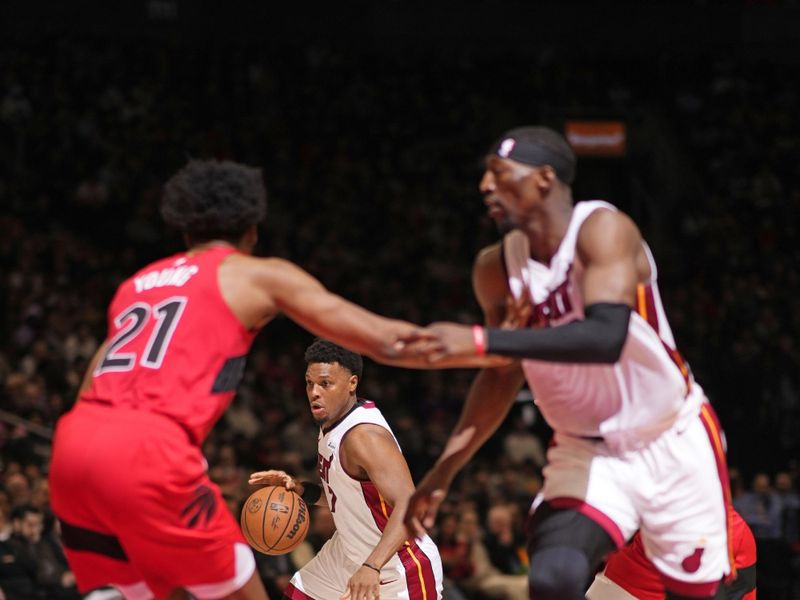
left=284, top=582, right=317, bottom=600
left=548, top=497, right=626, bottom=548
left=699, top=404, right=736, bottom=579
left=636, top=283, right=692, bottom=393
left=360, top=481, right=436, bottom=600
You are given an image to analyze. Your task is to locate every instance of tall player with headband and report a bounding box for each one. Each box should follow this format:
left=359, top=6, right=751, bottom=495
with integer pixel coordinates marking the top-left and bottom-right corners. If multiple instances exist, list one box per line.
left=402, top=127, right=734, bottom=600
left=48, top=160, right=500, bottom=600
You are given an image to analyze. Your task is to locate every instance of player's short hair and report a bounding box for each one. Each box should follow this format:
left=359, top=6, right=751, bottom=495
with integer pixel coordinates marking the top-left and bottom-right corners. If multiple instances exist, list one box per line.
left=304, top=338, right=363, bottom=380
left=161, top=159, right=267, bottom=244
left=491, top=126, right=576, bottom=185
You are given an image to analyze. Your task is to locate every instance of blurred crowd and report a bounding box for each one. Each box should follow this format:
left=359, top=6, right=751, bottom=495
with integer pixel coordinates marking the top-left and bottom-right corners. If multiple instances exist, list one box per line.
left=0, top=36, right=798, bottom=598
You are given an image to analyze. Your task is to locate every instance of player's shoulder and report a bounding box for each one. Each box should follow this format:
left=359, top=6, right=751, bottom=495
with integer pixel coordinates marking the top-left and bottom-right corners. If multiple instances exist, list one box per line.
left=577, top=203, right=642, bottom=256
left=343, top=421, right=394, bottom=450
left=474, top=241, right=504, bottom=271
left=580, top=202, right=639, bottom=234
left=228, top=254, right=304, bottom=279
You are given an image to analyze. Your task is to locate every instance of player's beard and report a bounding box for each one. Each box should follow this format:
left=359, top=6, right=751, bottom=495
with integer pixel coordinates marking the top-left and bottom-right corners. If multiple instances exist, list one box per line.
left=495, top=216, right=515, bottom=236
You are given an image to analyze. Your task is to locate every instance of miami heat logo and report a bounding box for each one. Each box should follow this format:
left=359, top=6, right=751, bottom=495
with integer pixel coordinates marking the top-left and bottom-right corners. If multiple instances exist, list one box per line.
left=681, top=547, right=705, bottom=573
left=497, top=138, right=516, bottom=157
left=318, top=453, right=333, bottom=483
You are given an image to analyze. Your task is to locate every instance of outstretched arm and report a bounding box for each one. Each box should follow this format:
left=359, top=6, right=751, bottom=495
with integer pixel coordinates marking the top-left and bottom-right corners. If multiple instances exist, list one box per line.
left=339, top=424, right=420, bottom=600
left=254, top=257, right=508, bottom=369
left=418, top=209, right=647, bottom=364
left=404, top=244, right=526, bottom=535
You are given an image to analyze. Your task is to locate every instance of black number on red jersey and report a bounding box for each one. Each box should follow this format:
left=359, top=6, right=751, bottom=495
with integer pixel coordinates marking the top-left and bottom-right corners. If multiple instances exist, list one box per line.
left=95, top=297, right=188, bottom=375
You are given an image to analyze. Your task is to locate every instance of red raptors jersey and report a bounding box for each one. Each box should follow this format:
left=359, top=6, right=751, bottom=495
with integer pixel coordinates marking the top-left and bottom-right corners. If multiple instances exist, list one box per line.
left=603, top=509, right=757, bottom=600
left=80, top=246, right=257, bottom=444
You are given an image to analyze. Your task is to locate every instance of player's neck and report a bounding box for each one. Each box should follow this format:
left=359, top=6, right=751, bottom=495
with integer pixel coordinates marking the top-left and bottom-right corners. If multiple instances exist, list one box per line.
left=186, top=239, right=239, bottom=256
left=525, top=200, right=573, bottom=265
left=322, top=396, right=360, bottom=433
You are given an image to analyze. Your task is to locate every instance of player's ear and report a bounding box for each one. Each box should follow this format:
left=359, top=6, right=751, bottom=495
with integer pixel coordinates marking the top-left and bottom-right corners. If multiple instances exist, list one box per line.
left=239, top=225, right=258, bottom=253
left=536, top=166, right=556, bottom=192
left=349, top=374, right=358, bottom=393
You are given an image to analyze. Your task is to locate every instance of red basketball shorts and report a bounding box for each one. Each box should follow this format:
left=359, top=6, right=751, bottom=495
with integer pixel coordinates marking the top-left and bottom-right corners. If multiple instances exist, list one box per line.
left=49, top=402, right=250, bottom=599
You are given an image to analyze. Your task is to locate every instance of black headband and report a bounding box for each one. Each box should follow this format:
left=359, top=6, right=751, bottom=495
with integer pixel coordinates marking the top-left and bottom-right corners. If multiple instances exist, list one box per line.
left=491, top=136, right=574, bottom=184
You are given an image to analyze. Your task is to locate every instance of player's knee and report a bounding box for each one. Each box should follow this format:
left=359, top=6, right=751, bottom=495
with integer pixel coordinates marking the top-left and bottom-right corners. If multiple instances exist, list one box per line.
left=527, top=546, right=590, bottom=600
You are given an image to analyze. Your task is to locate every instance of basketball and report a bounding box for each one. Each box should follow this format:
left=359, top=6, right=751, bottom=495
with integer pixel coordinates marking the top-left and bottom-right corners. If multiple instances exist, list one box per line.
left=240, top=485, right=309, bottom=555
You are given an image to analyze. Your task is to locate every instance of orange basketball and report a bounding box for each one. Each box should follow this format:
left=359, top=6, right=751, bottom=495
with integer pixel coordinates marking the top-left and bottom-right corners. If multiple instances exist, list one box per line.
left=240, top=485, right=310, bottom=555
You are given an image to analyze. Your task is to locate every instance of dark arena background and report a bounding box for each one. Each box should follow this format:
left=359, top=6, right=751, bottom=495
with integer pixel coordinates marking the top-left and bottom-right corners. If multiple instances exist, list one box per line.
left=0, top=1, right=799, bottom=598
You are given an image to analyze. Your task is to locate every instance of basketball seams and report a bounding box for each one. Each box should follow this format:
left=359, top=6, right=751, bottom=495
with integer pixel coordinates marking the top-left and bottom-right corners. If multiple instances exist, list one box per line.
left=262, top=485, right=278, bottom=552
left=241, top=487, right=269, bottom=554
left=270, top=486, right=295, bottom=552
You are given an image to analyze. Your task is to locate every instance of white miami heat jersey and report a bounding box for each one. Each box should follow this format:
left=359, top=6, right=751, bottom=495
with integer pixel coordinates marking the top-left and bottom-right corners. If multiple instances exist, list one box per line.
left=316, top=400, right=442, bottom=597
left=504, top=200, right=703, bottom=451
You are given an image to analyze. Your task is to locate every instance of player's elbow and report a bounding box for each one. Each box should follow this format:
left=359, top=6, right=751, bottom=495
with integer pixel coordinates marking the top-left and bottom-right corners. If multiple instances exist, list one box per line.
left=586, top=303, right=630, bottom=363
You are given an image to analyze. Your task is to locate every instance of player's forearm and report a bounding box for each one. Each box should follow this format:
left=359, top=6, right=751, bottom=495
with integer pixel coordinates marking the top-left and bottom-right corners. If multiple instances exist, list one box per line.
left=365, top=497, right=415, bottom=568
left=485, top=303, right=631, bottom=363
left=433, top=367, right=524, bottom=483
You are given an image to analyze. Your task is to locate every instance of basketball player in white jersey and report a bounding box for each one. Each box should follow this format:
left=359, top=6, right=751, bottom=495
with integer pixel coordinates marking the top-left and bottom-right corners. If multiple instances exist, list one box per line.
left=250, top=339, right=443, bottom=600
left=400, top=127, right=733, bottom=600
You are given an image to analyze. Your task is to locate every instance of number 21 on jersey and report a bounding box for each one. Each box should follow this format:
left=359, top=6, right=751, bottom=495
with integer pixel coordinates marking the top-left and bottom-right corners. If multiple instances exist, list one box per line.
left=95, top=297, right=187, bottom=375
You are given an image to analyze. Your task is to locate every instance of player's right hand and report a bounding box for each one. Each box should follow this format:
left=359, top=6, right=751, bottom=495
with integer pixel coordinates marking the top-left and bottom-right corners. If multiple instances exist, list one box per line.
left=248, top=469, right=297, bottom=490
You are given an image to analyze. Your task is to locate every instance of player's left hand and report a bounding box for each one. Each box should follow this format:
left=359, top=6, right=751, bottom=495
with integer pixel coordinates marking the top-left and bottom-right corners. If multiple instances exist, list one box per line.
left=341, top=565, right=380, bottom=600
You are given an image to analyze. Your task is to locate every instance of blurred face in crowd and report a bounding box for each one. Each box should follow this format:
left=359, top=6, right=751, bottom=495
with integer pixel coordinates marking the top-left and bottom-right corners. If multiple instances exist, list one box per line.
left=305, top=362, right=358, bottom=426
left=459, top=509, right=481, bottom=541
left=14, top=510, right=43, bottom=543
left=479, top=156, right=555, bottom=233
left=752, top=473, right=771, bottom=494
left=487, top=504, right=513, bottom=535
left=775, top=472, right=793, bottom=493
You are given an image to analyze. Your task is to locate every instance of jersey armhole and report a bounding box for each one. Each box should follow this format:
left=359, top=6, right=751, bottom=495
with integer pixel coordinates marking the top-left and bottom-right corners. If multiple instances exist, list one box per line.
left=214, top=252, right=258, bottom=338
left=338, top=422, right=393, bottom=482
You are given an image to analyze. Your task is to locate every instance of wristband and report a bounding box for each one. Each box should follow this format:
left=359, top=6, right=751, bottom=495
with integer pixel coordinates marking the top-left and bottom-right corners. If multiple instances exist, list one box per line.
left=299, top=482, right=322, bottom=505
left=362, top=562, right=381, bottom=573
left=472, top=325, right=487, bottom=356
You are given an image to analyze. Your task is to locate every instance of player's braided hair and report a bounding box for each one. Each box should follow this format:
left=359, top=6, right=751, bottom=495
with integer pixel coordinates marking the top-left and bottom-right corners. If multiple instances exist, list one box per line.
left=304, top=338, right=363, bottom=380
left=161, top=159, right=267, bottom=244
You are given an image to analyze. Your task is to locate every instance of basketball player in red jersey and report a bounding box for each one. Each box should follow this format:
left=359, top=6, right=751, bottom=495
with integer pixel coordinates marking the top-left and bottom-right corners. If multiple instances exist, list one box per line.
left=586, top=508, right=756, bottom=599
left=48, top=160, right=498, bottom=600
left=402, top=127, right=734, bottom=599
